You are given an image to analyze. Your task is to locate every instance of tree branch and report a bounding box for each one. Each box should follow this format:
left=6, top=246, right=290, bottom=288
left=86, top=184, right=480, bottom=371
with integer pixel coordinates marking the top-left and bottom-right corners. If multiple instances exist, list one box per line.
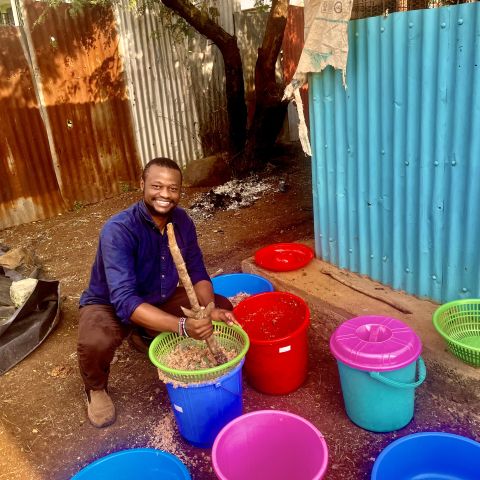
left=160, top=0, right=247, bottom=154
left=255, top=0, right=289, bottom=88
left=161, top=0, right=232, bottom=48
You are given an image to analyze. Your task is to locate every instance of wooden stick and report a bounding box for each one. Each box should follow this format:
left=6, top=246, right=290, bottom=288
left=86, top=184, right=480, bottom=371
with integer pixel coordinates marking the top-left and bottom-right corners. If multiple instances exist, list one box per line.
left=167, top=223, right=200, bottom=311
left=166, top=223, right=227, bottom=365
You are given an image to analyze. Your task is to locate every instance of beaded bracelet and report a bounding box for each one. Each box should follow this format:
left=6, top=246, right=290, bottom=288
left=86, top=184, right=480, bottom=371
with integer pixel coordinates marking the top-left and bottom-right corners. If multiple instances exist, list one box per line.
left=182, top=317, right=190, bottom=338
left=178, top=317, right=186, bottom=336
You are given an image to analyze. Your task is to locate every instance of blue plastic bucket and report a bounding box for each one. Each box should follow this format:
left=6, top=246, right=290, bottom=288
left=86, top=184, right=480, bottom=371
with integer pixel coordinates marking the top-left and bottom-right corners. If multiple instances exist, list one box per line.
left=166, top=359, right=244, bottom=448
left=371, top=432, right=480, bottom=479
left=330, top=316, right=426, bottom=432
left=211, top=273, right=274, bottom=297
left=71, top=448, right=191, bottom=479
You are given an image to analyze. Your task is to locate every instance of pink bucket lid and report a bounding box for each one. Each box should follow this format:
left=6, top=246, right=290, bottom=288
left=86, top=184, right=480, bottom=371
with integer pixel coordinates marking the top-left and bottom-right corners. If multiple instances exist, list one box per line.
left=329, top=316, right=422, bottom=372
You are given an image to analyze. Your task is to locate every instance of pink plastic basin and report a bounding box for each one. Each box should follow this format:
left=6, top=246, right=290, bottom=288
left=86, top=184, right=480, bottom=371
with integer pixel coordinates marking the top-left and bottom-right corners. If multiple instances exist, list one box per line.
left=212, top=410, right=328, bottom=480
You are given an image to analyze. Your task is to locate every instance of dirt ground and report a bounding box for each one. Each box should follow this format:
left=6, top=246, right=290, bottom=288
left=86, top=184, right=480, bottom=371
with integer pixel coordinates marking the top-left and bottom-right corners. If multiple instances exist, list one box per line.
left=0, top=145, right=478, bottom=480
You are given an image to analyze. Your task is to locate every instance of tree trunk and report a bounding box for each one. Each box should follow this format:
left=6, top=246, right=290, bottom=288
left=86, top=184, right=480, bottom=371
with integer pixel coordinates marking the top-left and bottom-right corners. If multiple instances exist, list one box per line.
left=237, top=0, right=289, bottom=174
left=161, top=0, right=247, bottom=156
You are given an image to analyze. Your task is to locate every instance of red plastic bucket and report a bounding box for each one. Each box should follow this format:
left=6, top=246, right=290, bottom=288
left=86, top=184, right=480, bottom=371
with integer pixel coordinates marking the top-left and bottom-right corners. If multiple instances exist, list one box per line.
left=233, top=292, right=310, bottom=394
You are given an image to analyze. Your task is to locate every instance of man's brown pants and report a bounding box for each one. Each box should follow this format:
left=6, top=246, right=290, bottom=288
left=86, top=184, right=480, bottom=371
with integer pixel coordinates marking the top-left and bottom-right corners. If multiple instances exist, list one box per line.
left=77, top=287, right=232, bottom=392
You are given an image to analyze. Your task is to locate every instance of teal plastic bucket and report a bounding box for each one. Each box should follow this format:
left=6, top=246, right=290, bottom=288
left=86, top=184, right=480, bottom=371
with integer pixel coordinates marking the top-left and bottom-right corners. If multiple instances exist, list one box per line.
left=166, top=359, right=244, bottom=448
left=330, top=316, right=426, bottom=432
left=336, top=357, right=426, bottom=432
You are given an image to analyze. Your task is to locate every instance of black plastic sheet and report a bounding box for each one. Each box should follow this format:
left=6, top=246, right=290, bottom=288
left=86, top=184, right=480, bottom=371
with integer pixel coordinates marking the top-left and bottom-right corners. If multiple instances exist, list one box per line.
left=0, top=275, right=60, bottom=375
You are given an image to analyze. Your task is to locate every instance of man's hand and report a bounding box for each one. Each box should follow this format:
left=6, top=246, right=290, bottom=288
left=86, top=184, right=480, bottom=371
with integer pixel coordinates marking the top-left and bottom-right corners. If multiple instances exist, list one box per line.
left=184, top=316, right=213, bottom=340
left=210, top=307, right=239, bottom=326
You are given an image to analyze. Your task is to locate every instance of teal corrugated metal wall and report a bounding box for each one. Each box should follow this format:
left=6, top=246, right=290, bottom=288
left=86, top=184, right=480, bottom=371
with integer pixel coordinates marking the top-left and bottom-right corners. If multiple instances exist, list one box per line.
left=310, top=3, right=480, bottom=303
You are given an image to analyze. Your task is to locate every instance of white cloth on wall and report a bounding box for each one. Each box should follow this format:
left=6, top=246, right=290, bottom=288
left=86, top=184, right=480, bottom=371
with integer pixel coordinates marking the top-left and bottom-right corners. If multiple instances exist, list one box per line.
left=283, top=0, right=353, bottom=154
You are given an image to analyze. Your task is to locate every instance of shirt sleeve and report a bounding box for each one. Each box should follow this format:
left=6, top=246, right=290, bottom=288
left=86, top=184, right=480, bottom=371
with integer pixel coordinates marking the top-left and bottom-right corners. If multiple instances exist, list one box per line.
left=181, top=216, right=211, bottom=286
left=99, top=221, right=144, bottom=323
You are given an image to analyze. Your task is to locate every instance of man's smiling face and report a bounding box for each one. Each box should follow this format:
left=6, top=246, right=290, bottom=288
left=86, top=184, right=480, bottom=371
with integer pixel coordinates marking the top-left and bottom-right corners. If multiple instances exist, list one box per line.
left=141, top=165, right=182, bottom=220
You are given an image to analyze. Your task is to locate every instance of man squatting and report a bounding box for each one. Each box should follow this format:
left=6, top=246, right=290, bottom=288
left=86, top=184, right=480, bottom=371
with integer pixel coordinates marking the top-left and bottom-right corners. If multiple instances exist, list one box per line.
left=77, top=157, right=236, bottom=427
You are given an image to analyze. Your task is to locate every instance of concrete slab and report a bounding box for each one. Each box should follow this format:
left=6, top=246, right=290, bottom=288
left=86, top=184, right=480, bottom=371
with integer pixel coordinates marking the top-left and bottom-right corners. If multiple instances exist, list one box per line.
left=242, top=244, right=480, bottom=382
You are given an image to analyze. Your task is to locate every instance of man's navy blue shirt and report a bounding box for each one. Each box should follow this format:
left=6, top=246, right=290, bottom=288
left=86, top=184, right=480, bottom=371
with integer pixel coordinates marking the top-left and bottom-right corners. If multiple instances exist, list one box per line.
left=79, top=201, right=210, bottom=324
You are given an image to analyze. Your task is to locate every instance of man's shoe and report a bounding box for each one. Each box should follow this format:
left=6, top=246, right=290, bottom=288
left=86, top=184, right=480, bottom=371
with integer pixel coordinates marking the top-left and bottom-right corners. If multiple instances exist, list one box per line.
left=86, top=389, right=116, bottom=428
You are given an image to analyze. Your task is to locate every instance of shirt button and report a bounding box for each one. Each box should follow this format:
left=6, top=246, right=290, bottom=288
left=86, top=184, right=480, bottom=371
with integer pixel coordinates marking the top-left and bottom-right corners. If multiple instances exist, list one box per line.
left=161, top=275, right=165, bottom=278
left=161, top=294, right=166, bottom=298
left=161, top=256, right=165, bottom=260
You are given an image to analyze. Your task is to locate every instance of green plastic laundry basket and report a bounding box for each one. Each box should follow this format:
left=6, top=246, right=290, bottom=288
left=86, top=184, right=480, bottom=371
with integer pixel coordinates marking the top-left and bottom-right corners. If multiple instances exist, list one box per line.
left=149, top=322, right=249, bottom=383
left=433, top=299, right=480, bottom=367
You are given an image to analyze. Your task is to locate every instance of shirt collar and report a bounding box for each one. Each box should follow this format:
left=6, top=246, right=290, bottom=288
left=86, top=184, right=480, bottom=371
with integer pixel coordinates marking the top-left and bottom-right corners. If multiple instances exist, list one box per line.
left=138, top=200, right=177, bottom=229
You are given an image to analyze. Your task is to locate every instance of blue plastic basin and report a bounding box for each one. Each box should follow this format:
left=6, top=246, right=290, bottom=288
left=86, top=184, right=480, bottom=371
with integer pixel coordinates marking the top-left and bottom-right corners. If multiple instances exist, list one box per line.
left=71, top=448, right=191, bottom=479
left=371, top=432, right=480, bottom=480
left=212, top=273, right=274, bottom=297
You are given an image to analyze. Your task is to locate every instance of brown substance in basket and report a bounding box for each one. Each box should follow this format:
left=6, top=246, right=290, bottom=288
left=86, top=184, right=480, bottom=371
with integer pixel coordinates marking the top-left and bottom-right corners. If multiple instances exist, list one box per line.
left=157, top=340, right=239, bottom=387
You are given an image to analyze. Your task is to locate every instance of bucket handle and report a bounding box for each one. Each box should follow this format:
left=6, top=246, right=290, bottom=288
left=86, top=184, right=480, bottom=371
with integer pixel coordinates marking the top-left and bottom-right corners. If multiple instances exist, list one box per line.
left=368, top=356, right=426, bottom=389
left=215, top=382, right=242, bottom=398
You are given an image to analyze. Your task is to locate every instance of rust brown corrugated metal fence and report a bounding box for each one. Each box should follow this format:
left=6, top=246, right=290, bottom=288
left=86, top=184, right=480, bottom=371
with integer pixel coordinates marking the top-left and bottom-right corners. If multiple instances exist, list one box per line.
left=0, top=0, right=141, bottom=229
left=0, top=24, right=65, bottom=227
left=1, top=0, right=271, bottom=229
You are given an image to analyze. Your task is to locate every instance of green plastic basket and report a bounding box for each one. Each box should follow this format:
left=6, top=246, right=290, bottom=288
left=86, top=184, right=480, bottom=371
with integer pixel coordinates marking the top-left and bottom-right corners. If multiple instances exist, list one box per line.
left=433, top=299, right=480, bottom=367
left=148, top=322, right=250, bottom=384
